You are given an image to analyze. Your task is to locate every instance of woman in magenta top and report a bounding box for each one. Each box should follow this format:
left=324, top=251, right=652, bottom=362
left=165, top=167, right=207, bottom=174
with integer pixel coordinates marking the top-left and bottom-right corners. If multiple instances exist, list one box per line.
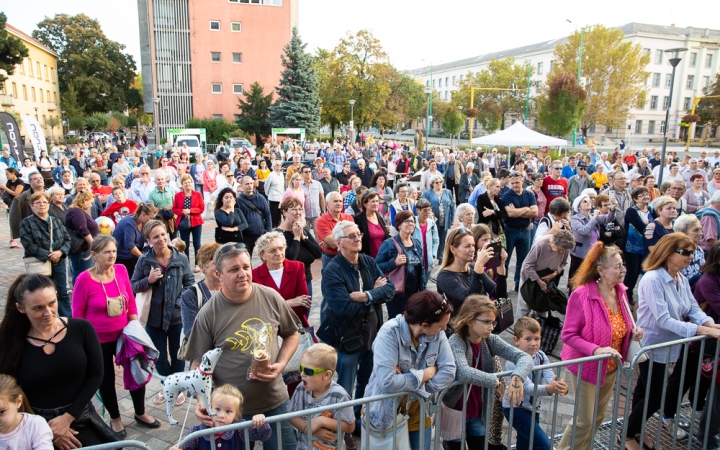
left=558, top=242, right=642, bottom=450
left=72, top=235, right=159, bottom=436
left=353, top=190, right=390, bottom=258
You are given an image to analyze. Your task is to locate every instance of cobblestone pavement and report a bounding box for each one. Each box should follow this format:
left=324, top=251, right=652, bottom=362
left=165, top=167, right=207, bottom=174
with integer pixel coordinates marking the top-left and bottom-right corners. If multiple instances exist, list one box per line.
left=0, top=213, right=633, bottom=449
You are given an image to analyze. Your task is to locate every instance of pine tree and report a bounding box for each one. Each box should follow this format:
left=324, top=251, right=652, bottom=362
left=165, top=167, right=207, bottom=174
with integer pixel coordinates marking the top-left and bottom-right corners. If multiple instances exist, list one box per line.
left=236, top=82, right=273, bottom=145
left=268, top=28, right=320, bottom=135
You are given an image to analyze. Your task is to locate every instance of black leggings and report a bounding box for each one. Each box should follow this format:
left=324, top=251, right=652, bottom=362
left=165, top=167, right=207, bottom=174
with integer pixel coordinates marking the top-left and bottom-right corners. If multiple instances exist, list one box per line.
left=663, top=345, right=712, bottom=417
left=626, top=360, right=666, bottom=438
left=99, top=341, right=146, bottom=419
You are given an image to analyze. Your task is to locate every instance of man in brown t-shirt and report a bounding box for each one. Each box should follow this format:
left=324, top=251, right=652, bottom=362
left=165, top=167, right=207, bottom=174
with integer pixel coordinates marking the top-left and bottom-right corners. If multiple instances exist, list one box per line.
left=186, top=244, right=300, bottom=450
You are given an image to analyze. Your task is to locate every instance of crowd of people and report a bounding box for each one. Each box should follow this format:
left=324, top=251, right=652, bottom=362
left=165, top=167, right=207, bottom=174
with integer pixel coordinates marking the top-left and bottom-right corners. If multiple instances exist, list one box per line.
left=1, top=136, right=720, bottom=450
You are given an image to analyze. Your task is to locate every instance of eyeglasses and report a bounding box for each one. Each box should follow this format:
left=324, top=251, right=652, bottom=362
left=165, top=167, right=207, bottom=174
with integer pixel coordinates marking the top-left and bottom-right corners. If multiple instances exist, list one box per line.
left=578, top=167, right=586, bottom=171
left=286, top=207, right=304, bottom=213
left=219, top=242, right=247, bottom=254
left=402, top=219, right=415, bottom=226
left=473, top=318, right=497, bottom=328
left=299, top=365, right=329, bottom=377
left=340, top=233, right=363, bottom=241
left=552, top=167, right=562, bottom=170
left=675, top=249, right=694, bottom=257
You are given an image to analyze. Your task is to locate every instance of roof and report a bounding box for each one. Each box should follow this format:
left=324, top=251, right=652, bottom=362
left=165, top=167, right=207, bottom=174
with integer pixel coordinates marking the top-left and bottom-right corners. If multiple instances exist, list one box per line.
left=5, top=23, right=60, bottom=58
left=407, top=22, right=720, bottom=77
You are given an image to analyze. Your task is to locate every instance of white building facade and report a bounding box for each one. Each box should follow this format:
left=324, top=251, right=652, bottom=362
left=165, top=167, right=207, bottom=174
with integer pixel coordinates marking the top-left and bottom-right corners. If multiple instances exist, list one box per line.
left=407, top=23, right=720, bottom=143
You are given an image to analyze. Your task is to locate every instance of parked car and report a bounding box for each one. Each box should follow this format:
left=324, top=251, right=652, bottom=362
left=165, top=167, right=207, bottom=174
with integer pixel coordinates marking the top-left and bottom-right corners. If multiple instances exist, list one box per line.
left=227, top=137, right=256, bottom=158
left=399, top=129, right=417, bottom=135
left=65, top=130, right=78, bottom=140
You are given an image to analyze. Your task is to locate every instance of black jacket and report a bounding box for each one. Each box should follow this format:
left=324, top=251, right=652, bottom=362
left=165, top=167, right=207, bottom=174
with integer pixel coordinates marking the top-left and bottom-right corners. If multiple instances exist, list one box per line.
left=19, top=213, right=71, bottom=261
left=475, top=192, right=507, bottom=235
left=353, top=211, right=390, bottom=256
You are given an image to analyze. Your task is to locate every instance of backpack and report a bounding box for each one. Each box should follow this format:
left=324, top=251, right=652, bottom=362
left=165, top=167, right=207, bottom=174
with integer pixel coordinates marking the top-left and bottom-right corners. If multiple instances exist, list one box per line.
left=696, top=207, right=720, bottom=239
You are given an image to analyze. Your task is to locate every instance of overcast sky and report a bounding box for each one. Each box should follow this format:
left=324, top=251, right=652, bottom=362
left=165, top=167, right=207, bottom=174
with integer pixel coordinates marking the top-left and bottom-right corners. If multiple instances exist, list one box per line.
left=4, top=0, right=720, bottom=72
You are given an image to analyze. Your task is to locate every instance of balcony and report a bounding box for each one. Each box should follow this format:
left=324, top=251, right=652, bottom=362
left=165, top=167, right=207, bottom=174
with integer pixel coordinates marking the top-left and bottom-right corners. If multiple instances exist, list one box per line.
left=0, top=95, right=14, bottom=107
left=46, top=102, right=57, bottom=111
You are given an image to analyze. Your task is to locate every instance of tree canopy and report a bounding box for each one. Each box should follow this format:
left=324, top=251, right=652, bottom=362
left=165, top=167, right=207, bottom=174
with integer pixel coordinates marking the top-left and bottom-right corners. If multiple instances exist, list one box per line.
left=0, top=12, right=28, bottom=84
left=696, top=73, right=720, bottom=126
left=454, top=58, right=534, bottom=133
left=236, top=82, right=273, bottom=145
left=32, top=14, right=138, bottom=114
left=268, top=28, right=320, bottom=136
left=536, top=71, right=587, bottom=137
left=553, top=25, right=650, bottom=136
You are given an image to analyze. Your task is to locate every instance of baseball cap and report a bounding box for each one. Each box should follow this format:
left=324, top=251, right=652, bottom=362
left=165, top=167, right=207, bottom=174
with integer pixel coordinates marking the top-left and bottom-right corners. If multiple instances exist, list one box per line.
left=525, top=168, right=535, bottom=174
left=577, top=161, right=587, bottom=168
left=630, top=173, right=643, bottom=181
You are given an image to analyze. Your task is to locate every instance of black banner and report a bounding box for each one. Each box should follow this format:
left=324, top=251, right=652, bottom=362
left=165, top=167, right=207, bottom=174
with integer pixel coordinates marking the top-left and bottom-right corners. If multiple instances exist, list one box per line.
left=0, top=112, right=23, bottom=163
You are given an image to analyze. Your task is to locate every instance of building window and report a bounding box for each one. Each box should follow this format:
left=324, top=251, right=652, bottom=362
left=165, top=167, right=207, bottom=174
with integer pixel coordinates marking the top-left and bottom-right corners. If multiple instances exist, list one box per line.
left=54, top=92, right=57, bottom=103
left=438, top=78, right=442, bottom=88
left=537, top=62, right=543, bottom=75
left=655, top=50, right=663, bottom=64
left=19, top=61, right=24, bottom=74
left=549, top=60, right=554, bottom=72
left=31, top=87, right=36, bottom=101
left=445, top=77, right=449, bottom=87
left=232, top=53, right=242, bottom=63
left=635, top=120, right=642, bottom=134
left=686, top=75, right=694, bottom=89
left=234, top=114, right=242, bottom=122
left=663, top=96, right=669, bottom=109
left=213, top=114, right=224, bottom=119
left=650, top=95, right=658, bottom=110
left=707, top=53, right=714, bottom=68
left=211, top=52, right=221, bottom=62
left=11, top=82, right=17, bottom=98
left=684, top=97, right=692, bottom=110
left=36, top=62, right=41, bottom=78
left=39, top=90, right=44, bottom=103
left=432, top=79, right=435, bottom=88
left=652, top=73, right=661, bottom=87
left=648, top=120, right=656, bottom=134
left=425, top=80, right=429, bottom=87
left=211, top=83, right=222, bottom=93
left=231, top=22, right=241, bottom=32
left=51, top=68, right=55, bottom=83
left=660, top=121, right=666, bottom=133
left=643, top=48, right=651, bottom=56
left=44, top=65, right=49, bottom=80
left=263, top=0, right=282, bottom=5
left=47, top=90, right=51, bottom=102
left=644, top=76, right=649, bottom=87
left=689, top=52, right=697, bottom=67
left=22, top=85, right=27, bottom=100
left=665, top=73, right=672, bottom=88
left=233, top=84, right=244, bottom=94
left=210, top=20, right=220, bottom=30
left=452, top=76, right=456, bottom=86
left=27, top=59, right=33, bottom=76
left=704, top=76, right=711, bottom=89
left=459, top=75, right=464, bottom=81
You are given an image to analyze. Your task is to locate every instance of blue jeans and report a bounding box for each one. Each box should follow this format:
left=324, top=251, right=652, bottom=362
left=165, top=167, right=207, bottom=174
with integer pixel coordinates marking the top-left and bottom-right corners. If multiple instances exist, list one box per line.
left=503, top=408, right=551, bottom=450
left=449, top=415, right=486, bottom=442
left=242, top=399, right=297, bottom=450
left=145, top=323, right=184, bottom=376
left=504, top=225, right=531, bottom=285
left=307, top=279, right=313, bottom=299
left=179, top=225, right=202, bottom=262
left=530, top=219, right=539, bottom=244
left=68, top=251, right=93, bottom=286
left=409, top=425, right=432, bottom=450
left=623, top=252, right=645, bottom=305
left=336, top=347, right=373, bottom=423
left=51, top=259, right=71, bottom=318
left=321, top=251, right=335, bottom=271
left=437, top=224, right=447, bottom=260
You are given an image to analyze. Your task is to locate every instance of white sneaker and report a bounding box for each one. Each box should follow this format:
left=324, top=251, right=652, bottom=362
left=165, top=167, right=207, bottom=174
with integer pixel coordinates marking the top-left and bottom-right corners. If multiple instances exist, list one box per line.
left=663, top=418, right=688, bottom=440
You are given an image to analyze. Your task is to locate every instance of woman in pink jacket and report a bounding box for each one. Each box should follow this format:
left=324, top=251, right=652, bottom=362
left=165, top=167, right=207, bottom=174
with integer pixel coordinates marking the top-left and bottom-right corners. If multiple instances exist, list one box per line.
left=557, top=242, right=643, bottom=450
left=202, top=160, right=218, bottom=219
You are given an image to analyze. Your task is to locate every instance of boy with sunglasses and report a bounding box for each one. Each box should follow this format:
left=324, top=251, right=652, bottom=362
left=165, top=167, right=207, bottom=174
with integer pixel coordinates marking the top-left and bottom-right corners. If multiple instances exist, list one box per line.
left=288, top=344, right=356, bottom=450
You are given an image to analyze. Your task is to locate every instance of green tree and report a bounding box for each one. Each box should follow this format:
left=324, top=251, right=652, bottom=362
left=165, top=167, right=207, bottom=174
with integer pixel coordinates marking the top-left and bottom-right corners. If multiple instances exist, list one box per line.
left=69, top=116, right=85, bottom=132
left=127, top=74, right=147, bottom=132
left=32, top=14, right=137, bottom=114
left=441, top=110, right=464, bottom=147
left=454, top=58, right=534, bottom=132
left=85, top=112, right=109, bottom=131
left=268, top=28, right=320, bottom=135
left=110, top=111, right=129, bottom=128
left=696, top=73, right=720, bottom=126
left=61, top=83, right=85, bottom=121
left=553, top=25, right=650, bottom=137
left=185, top=117, right=240, bottom=143
left=536, top=71, right=587, bottom=137
left=378, top=69, right=426, bottom=129
left=236, top=82, right=273, bottom=145
left=44, top=116, right=61, bottom=141
left=0, top=12, right=28, bottom=83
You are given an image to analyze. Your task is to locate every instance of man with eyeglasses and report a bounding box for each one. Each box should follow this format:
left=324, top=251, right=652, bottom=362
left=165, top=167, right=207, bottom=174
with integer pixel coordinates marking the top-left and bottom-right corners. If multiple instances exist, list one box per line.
left=502, top=173, right=538, bottom=292
left=301, top=166, right=325, bottom=238
left=316, top=192, right=354, bottom=269
left=129, top=164, right=156, bottom=203
left=567, top=161, right=596, bottom=203
left=318, top=221, right=395, bottom=443
left=542, top=161, right=568, bottom=205
left=89, top=173, right=113, bottom=206
left=185, top=243, right=300, bottom=450
left=651, top=179, right=689, bottom=216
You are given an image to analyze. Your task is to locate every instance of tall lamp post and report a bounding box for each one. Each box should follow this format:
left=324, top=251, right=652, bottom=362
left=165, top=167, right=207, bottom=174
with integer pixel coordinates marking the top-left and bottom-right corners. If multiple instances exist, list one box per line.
left=525, top=60, right=531, bottom=125
left=152, top=97, right=160, bottom=147
left=567, top=20, right=587, bottom=147
left=658, top=47, right=687, bottom=186
left=349, top=99, right=356, bottom=145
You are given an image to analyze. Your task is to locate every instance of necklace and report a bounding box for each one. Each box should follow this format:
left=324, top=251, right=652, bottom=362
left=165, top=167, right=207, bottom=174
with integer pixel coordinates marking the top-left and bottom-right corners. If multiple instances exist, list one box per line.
left=27, top=318, right=67, bottom=348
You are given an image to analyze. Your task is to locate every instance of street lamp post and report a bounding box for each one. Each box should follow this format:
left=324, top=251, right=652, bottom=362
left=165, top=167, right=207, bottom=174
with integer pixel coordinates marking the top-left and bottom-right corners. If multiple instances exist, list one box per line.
left=457, top=105, right=463, bottom=148
left=658, top=47, right=688, bottom=186
left=525, top=60, right=531, bottom=125
left=152, top=97, right=160, bottom=147
left=349, top=99, right=356, bottom=145
left=567, top=20, right=587, bottom=147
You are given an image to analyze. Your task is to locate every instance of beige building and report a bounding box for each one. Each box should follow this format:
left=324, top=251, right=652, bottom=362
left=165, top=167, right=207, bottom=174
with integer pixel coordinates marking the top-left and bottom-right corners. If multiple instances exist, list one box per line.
left=0, top=23, right=61, bottom=142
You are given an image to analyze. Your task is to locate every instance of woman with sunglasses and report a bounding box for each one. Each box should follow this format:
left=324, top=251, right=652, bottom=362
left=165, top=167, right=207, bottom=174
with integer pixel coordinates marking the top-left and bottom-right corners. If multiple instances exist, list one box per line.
left=436, top=228, right=508, bottom=315
left=623, top=233, right=720, bottom=450
left=364, top=291, right=455, bottom=450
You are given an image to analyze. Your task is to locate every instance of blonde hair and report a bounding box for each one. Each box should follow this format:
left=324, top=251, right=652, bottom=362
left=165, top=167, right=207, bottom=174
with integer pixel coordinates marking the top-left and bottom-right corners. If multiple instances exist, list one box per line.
left=654, top=196, right=677, bottom=213
left=0, top=374, right=33, bottom=413
left=514, top=316, right=541, bottom=338
left=70, top=191, right=95, bottom=209
left=302, top=343, right=338, bottom=373
left=180, top=173, right=194, bottom=185
left=440, top=228, right=475, bottom=269
left=171, top=237, right=186, bottom=253
left=211, top=384, right=243, bottom=421
left=451, top=294, right=497, bottom=339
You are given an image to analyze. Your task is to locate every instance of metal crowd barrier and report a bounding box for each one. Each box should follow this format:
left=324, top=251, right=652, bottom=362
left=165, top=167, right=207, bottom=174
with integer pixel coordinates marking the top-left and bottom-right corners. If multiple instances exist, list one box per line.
left=83, top=441, right=152, bottom=450
left=622, top=334, right=720, bottom=450
left=177, top=390, right=428, bottom=450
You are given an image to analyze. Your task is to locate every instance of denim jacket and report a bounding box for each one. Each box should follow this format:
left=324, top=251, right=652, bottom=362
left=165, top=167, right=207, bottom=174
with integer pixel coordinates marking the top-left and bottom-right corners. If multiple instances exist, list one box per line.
left=412, top=217, right=439, bottom=272
left=375, top=235, right=427, bottom=292
left=364, top=315, right=456, bottom=430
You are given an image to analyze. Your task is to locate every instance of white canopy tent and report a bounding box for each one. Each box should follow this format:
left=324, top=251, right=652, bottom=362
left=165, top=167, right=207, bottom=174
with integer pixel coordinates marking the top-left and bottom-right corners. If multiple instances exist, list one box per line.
left=473, top=122, right=568, bottom=147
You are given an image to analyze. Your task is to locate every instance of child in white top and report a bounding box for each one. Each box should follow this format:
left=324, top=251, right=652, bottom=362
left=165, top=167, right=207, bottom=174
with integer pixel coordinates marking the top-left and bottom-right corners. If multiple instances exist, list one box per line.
left=0, top=374, right=53, bottom=450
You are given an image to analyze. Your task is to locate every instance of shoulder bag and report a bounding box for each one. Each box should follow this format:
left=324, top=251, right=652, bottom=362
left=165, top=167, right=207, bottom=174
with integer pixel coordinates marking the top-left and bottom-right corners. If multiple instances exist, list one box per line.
left=98, top=266, right=127, bottom=318
left=384, top=238, right=405, bottom=295
left=281, top=325, right=316, bottom=373
left=622, top=292, right=647, bottom=365
left=360, top=396, right=411, bottom=450
left=440, top=338, right=485, bottom=441
left=177, top=284, right=203, bottom=360
left=24, top=218, right=53, bottom=276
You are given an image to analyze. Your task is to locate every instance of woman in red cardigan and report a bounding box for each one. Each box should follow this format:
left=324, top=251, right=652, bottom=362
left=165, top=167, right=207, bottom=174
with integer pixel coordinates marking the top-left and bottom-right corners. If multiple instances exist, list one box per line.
left=173, top=174, right=205, bottom=271
left=252, top=230, right=312, bottom=396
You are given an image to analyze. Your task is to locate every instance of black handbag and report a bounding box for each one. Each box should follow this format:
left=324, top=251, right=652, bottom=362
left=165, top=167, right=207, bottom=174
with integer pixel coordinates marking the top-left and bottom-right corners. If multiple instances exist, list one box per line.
left=178, top=215, right=191, bottom=231
left=492, top=298, right=514, bottom=335
left=68, top=227, right=87, bottom=254
left=34, top=402, right=118, bottom=444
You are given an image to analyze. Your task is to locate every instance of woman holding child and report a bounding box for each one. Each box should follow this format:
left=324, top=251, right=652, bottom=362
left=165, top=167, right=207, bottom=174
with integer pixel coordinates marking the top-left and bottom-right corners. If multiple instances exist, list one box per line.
left=559, top=242, right=643, bottom=450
